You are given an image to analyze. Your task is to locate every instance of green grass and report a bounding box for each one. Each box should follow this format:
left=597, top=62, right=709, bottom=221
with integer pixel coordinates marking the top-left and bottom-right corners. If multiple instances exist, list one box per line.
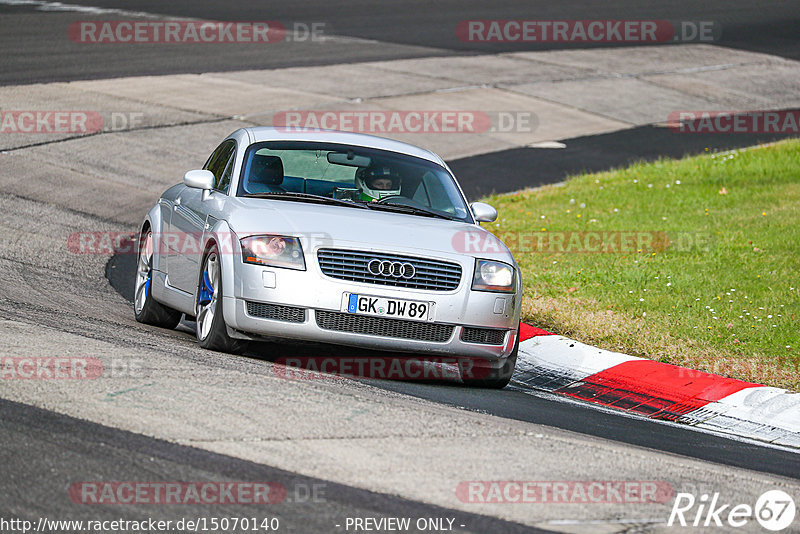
left=482, top=139, right=800, bottom=390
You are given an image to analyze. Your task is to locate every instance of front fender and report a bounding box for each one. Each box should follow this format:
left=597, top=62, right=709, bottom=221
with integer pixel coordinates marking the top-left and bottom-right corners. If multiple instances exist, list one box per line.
left=203, top=220, right=239, bottom=325
left=143, top=202, right=167, bottom=272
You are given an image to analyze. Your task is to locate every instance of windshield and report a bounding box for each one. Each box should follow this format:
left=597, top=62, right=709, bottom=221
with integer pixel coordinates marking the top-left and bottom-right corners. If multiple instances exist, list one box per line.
left=237, top=141, right=472, bottom=222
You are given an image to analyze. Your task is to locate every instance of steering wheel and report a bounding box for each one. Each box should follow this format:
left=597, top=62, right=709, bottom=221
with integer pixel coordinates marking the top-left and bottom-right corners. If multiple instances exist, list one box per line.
left=376, top=195, right=421, bottom=207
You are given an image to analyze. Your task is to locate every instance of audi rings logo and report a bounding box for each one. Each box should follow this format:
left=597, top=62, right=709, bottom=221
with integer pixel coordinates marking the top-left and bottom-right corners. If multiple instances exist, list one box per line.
left=367, top=259, right=416, bottom=279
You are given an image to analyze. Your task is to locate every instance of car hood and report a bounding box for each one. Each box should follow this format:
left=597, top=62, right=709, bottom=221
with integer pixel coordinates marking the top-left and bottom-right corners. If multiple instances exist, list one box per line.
left=225, top=198, right=514, bottom=261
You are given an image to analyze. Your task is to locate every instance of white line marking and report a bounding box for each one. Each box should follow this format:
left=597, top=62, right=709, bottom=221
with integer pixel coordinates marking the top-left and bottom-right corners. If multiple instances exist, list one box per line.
left=547, top=518, right=666, bottom=525
left=0, top=0, right=177, bottom=19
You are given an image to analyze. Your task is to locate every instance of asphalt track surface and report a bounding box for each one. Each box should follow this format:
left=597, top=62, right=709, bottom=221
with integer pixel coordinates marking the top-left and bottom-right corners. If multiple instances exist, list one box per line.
left=1, top=0, right=800, bottom=85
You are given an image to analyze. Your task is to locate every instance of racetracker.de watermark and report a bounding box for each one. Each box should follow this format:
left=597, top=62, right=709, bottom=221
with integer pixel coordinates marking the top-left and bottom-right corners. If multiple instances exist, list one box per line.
left=67, top=231, right=333, bottom=255
left=456, top=20, right=719, bottom=43
left=69, top=21, right=283, bottom=43
left=0, top=357, right=102, bottom=379
left=668, top=110, right=800, bottom=134
left=452, top=230, right=714, bottom=255
left=272, top=110, right=536, bottom=134
left=0, top=111, right=148, bottom=134
left=68, top=21, right=327, bottom=43
left=69, top=482, right=287, bottom=504
left=0, top=111, right=103, bottom=134
left=273, top=356, right=500, bottom=381
left=456, top=481, right=674, bottom=504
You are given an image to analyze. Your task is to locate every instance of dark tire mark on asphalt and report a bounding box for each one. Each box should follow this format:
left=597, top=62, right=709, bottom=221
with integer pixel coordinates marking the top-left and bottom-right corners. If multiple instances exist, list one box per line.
left=450, top=125, right=800, bottom=199
left=0, top=398, right=552, bottom=533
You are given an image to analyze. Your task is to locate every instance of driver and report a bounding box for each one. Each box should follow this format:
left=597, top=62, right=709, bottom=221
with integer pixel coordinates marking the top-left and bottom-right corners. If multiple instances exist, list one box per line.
left=355, top=165, right=402, bottom=201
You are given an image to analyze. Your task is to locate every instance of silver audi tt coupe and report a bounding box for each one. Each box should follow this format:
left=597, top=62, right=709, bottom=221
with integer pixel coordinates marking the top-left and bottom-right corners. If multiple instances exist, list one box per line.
left=134, top=127, right=522, bottom=387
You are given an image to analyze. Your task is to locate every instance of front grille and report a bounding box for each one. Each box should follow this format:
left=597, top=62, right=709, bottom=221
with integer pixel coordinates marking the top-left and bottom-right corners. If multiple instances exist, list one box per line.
left=461, top=327, right=507, bottom=345
left=315, top=310, right=454, bottom=342
left=317, top=249, right=461, bottom=291
left=246, top=301, right=306, bottom=323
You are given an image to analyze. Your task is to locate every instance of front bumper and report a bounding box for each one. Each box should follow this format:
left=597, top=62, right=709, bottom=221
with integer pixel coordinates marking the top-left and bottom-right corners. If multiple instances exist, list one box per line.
left=224, top=250, right=521, bottom=363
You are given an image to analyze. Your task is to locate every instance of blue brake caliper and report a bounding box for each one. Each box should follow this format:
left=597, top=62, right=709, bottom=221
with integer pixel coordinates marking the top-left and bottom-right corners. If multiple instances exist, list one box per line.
left=198, top=271, right=214, bottom=306
left=143, top=257, right=152, bottom=299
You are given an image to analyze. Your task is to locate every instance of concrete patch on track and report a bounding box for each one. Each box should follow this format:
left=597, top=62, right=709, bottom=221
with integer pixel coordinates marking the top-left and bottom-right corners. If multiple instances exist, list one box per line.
left=506, top=45, right=792, bottom=78
left=0, top=120, right=246, bottom=223
left=4, top=44, right=799, bottom=161
left=0, top=83, right=215, bottom=151
left=65, top=74, right=343, bottom=120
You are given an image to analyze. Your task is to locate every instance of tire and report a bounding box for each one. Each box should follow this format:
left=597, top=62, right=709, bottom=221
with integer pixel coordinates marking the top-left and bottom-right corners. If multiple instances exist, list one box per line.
left=460, top=324, right=519, bottom=389
left=195, top=245, right=246, bottom=354
left=134, top=229, right=182, bottom=329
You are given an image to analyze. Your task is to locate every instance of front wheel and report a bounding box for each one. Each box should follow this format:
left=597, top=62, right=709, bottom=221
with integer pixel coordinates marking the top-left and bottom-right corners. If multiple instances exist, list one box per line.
left=196, top=246, right=246, bottom=354
left=459, top=325, right=519, bottom=389
left=134, top=229, right=181, bottom=329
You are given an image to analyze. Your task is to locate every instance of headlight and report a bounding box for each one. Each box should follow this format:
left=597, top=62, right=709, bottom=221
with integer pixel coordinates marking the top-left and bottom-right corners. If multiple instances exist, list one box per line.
left=240, top=235, right=306, bottom=270
left=472, top=259, right=515, bottom=293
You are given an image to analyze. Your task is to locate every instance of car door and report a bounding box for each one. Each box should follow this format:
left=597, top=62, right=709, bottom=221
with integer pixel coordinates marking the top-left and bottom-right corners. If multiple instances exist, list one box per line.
left=167, top=140, right=236, bottom=293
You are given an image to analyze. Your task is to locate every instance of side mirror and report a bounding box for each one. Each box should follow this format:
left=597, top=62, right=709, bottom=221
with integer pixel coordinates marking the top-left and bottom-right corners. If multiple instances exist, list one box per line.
left=470, top=202, right=497, bottom=223
left=184, top=169, right=214, bottom=190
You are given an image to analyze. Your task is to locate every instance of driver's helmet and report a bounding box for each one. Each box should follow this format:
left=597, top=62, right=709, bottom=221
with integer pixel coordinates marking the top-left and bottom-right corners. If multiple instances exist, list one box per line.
left=354, top=165, right=401, bottom=201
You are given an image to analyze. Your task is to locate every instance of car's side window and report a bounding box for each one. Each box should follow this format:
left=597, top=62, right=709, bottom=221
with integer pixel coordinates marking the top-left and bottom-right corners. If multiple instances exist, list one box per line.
left=203, top=142, right=226, bottom=174
left=203, top=140, right=236, bottom=194
left=217, top=155, right=235, bottom=194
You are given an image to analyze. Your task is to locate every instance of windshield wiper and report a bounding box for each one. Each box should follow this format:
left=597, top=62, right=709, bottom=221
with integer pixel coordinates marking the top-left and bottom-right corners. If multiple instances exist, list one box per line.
left=243, top=192, right=456, bottom=220
left=242, top=192, right=368, bottom=209
left=364, top=202, right=457, bottom=221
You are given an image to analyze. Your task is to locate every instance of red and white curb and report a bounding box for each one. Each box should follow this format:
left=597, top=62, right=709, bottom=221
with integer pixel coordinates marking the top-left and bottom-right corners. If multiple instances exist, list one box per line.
left=514, top=324, right=800, bottom=448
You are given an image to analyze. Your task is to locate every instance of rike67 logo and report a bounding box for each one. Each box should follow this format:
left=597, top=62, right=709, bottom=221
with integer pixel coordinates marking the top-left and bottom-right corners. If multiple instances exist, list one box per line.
left=668, top=490, right=796, bottom=531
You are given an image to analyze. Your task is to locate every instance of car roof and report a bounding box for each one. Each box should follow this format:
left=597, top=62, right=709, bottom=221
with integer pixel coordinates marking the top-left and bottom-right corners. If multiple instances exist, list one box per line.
left=243, top=127, right=447, bottom=167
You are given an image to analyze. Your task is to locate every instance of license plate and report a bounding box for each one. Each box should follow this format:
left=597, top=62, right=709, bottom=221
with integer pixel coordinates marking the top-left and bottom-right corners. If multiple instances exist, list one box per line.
left=342, top=293, right=435, bottom=322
